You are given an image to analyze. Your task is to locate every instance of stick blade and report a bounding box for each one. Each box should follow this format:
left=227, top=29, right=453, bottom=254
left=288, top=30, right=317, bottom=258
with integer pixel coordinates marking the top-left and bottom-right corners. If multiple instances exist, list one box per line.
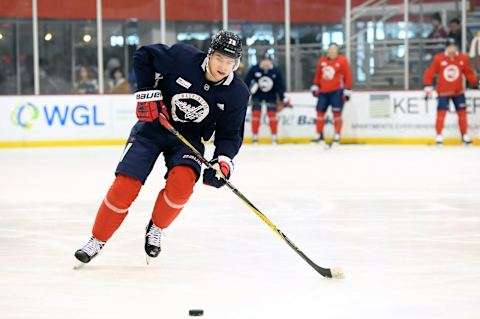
left=329, top=267, right=345, bottom=279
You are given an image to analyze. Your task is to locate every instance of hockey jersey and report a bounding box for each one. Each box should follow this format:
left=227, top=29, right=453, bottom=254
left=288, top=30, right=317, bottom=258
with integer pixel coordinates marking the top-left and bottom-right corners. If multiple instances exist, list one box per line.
left=313, top=55, right=352, bottom=93
left=133, top=43, right=250, bottom=159
left=244, top=65, right=286, bottom=103
left=424, top=52, right=478, bottom=97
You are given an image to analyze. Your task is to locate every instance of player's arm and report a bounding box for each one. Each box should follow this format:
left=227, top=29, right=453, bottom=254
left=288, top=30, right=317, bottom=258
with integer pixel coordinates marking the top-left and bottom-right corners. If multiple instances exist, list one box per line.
left=133, top=44, right=176, bottom=122
left=423, top=55, right=439, bottom=98
left=310, top=58, right=322, bottom=96
left=274, top=68, right=291, bottom=107
left=342, top=57, right=353, bottom=101
left=244, top=67, right=258, bottom=95
left=203, top=90, right=250, bottom=188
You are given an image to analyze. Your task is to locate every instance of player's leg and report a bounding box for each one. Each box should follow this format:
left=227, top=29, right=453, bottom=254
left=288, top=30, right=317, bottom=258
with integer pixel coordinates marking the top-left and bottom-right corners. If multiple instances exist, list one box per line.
left=144, top=141, right=203, bottom=259
left=266, top=103, right=278, bottom=144
left=435, top=97, right=449, bottom=145
left=75, top=123, right=162, bottom=264
left=452, top=94, right=471, bottom=145
left=331, top=89, right=345, bottom=144
left=251, top=99, right=262, bottom=143
left=313, top=93, right=328, bottom=143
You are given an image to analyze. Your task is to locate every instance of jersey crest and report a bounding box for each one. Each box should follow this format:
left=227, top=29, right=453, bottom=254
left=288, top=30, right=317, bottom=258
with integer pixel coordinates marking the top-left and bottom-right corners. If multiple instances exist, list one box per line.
left=322, top=66, right=336, bottom=80
left=171, top=93, right=210, bottom=123
left=443, top=65, right=460, bottom=82
left=258, top=76, right=274, bottom=92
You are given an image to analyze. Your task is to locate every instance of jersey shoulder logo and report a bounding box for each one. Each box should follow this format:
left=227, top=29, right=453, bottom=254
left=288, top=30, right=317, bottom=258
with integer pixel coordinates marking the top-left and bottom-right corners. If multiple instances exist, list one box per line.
left=217, top=103, right=225, bottom=111
left=176, top=77, right=192, bottom=89
left=171, top=93, right=210, bottom=123
left=254, top=72, right=262, bottom=78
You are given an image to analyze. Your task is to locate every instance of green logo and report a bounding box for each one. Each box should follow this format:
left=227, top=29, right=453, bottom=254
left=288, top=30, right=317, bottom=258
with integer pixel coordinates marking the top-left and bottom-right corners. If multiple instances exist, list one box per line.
left=11, top=102, right=39, bottom=129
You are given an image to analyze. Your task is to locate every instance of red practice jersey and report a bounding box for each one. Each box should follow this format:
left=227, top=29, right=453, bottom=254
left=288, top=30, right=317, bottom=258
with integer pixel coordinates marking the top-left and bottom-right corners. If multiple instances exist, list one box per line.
left=313, top=55, right=352, bottom=93
left=424, top=52, right=478, bottom=97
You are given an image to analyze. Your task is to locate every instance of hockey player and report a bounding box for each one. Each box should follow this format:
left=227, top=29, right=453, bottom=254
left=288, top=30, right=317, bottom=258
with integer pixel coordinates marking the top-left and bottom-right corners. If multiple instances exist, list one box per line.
left=244, top=54, right=290, bottom=144
left=424, top=38, right=478, bottom=145
left=74, top=30, right=250, bottom=265
left=310, top=43, right=352, bottom=145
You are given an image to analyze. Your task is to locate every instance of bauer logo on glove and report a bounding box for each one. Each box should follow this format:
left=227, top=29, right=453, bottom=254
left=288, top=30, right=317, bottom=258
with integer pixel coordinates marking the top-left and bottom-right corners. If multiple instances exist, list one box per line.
left=135, top=89, right=169, bottom=122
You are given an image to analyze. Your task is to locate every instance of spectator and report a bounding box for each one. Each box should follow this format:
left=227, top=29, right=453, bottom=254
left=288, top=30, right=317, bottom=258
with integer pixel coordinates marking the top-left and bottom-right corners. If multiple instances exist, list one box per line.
left=75, top=66, right=98, bottom=94
left=448, top=18, right=473, bottom=51
left=428, top=13, right=447, bottom=40
left=107, top=67, right=129, bottom=94
left=469, top=30, right=480, bottom=72
left=425, top=14, right=448, bottom=58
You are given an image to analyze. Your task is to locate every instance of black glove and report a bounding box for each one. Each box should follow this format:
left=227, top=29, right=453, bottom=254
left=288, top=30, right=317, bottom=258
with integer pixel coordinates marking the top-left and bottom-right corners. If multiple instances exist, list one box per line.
left=202, top=156, right=233, bottom=188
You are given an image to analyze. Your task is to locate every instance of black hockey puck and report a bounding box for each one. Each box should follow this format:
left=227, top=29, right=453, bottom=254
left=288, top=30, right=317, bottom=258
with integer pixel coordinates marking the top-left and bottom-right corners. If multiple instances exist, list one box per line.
left=189, top=309, right=204, bottom=316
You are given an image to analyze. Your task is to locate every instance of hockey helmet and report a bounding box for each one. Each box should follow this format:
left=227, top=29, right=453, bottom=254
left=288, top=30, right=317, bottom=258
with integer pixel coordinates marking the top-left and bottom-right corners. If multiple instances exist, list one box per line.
left=209, top=30, right=242, bottom=59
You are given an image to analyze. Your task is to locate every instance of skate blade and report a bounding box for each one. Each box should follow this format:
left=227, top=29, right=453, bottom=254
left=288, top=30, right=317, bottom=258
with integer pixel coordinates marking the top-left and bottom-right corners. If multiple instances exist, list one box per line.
left=146, top=255, right=152, bottom=265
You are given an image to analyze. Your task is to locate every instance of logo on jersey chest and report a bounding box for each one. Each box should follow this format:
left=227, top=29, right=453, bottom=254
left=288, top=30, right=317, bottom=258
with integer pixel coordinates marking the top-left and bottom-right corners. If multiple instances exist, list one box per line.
left=258, top=76, right=274, bottom=92
left=176, top=77, right=192, bottom=89
left=443, top=65, right=460, bottom=82
left=171, top=93, right=209, bottom=123
left=322, top=66, right=336, bottom=80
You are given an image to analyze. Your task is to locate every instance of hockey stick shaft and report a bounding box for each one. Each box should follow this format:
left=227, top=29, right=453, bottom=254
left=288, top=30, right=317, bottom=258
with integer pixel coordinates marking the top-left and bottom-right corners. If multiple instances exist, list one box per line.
left=157, top=115, right=343, bottom=279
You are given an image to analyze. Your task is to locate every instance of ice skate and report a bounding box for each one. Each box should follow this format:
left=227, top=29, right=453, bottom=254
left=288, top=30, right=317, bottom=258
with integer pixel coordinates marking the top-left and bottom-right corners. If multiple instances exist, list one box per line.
left=145, top=220, right=163, bottom=265
left=74, top=236, right=106, bottom=269
left=462, top=134, right=472, bottom=146
left=252, top=134, right=259, bottom=144
left=435, top=134, right=443, bottom=145
left=311, top=133, right=324, bottom=144
left=272, top=135, right=278, bottom=145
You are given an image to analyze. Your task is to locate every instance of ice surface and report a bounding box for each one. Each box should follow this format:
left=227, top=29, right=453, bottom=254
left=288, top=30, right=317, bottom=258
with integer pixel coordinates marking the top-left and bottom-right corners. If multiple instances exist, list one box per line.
left=1, top=144, right=479, bottom=318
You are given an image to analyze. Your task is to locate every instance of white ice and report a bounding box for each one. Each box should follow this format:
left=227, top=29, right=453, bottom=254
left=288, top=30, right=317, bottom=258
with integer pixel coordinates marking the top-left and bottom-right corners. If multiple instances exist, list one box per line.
left=1, top=144, right=479, bottom=319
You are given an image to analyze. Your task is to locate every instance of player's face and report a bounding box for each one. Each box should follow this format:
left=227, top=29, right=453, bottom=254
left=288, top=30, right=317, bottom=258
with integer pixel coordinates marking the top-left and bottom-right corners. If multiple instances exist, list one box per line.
left=327, top=46, right=339, bottom=59
left=207, top=52, right=236, bottom=82
left=260, top=59, right=273, bottom=71
left=446, top=45, right=458, bottom=57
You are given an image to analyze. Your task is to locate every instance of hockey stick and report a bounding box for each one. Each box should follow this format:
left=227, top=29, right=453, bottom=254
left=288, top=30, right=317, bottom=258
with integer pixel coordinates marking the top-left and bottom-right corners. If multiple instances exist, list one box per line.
left=157, top=114, right=344, bottom=279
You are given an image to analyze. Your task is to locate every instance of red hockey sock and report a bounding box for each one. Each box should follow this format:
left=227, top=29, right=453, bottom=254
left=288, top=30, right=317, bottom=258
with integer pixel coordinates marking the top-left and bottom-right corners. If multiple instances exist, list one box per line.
left=316, top=112, right=326, bottom=134
left=436, top=109, right=447, bottom=134
left=252, top=110, right=261, bottom=135
left=457, top=109, right=468, bottom=135
left=267, top=110, right=278, bottom=135
left=151, top=165, right=196, bottom=229
left=92, top=174, right=142, bottom=242
left=333, top=111, right=343, bottom=134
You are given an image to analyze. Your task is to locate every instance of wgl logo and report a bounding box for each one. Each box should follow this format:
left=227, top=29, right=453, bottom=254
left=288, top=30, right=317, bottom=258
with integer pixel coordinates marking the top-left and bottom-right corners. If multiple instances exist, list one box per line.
left=11, top=102, right=105, bottom=129
left=11, top=102, right=39, bottom=129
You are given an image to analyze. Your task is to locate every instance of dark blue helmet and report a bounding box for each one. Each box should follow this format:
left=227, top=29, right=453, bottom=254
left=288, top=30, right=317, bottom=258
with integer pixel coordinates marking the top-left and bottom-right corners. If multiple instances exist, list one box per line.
left=209, top=30, right=242, bottom=59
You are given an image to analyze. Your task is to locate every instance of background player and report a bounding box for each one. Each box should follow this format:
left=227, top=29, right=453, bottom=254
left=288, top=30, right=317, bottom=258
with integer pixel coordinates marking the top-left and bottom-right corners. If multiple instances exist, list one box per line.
left=424, top=38, right=478, bottom=145
left=310, top=43, right=352, bottom=145
left=74, top=30, right=250, bottom=265
left=244, top=54, right=290, bottom=144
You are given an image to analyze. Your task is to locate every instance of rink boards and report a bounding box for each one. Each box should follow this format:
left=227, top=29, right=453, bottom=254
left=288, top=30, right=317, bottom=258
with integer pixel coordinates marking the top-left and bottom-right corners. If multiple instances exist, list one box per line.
left=1, top=91, right=479, bottom=147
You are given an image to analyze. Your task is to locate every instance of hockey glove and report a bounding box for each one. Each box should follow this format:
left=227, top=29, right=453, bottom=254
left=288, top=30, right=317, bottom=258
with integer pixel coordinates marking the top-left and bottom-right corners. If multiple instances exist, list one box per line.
left=310, top=85, right=320, bottom=97
left=203, top=156, right=233, bottom=188
left=135, top=89, right=169, bottom=122
left=424, top=86, right=434, bottom=100
left=343, top=89, right=352, bottom=102
left=283, top=97, right=292, bottom=108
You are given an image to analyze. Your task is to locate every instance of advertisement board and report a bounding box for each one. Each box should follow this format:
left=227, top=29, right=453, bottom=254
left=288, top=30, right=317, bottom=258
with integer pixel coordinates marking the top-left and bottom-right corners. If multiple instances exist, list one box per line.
left=1, top=91, right=479, bottom=147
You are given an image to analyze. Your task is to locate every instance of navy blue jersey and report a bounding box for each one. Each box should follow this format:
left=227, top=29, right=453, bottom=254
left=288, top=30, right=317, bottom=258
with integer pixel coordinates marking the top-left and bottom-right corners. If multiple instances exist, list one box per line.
left=244, top=65, right=285, bottom=103
left=133, top=43, right=250, bottom=160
